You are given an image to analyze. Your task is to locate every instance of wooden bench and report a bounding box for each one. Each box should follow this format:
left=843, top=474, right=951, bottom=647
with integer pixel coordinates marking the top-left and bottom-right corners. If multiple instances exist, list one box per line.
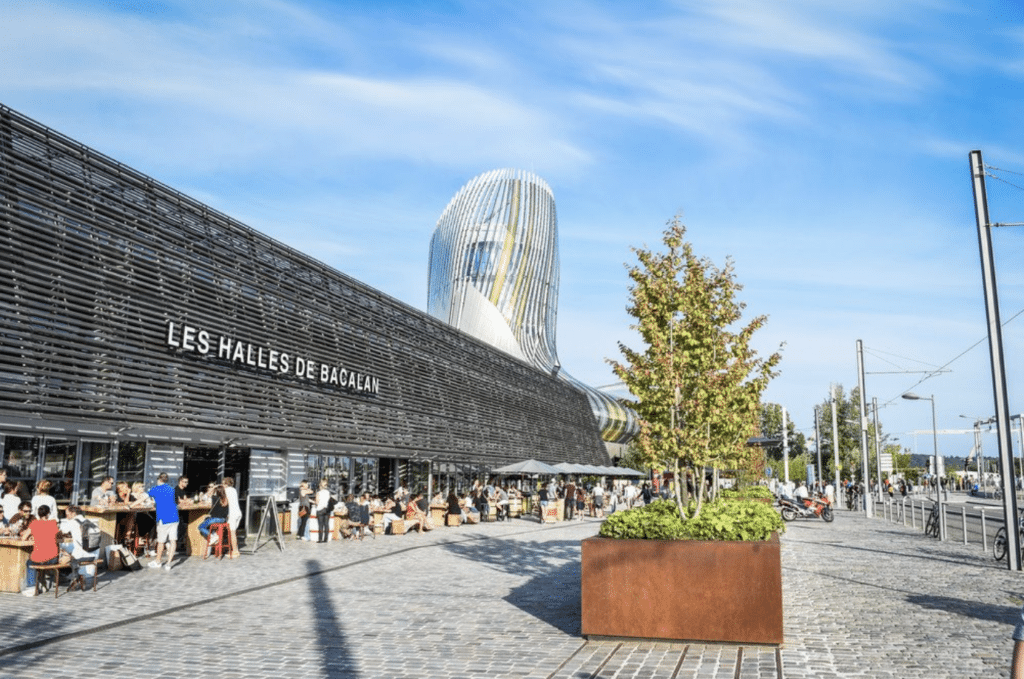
left=29, top=562, right=66, bottom=599
left=67, top=557, right=101, bottom=593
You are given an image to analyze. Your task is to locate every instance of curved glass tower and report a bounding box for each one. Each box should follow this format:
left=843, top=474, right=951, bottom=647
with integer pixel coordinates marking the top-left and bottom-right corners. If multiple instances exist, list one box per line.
left=428, top=169, right=638, bottom=444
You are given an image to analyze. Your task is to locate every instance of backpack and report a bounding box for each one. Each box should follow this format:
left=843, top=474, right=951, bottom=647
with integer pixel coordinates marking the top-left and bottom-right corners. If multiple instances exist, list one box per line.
left=78, top=516, right=102, bottom=552
left=326, top=495, right=337, bottom=513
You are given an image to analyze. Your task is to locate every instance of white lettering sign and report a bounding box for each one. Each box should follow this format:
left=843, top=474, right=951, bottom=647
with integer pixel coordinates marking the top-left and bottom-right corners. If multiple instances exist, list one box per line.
left=164, top=320, right=381, bottom=396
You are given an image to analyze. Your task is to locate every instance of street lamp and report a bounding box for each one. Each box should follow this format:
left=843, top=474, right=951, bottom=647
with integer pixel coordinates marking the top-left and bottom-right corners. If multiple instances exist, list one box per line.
left=902, top=392, right=945, bottom=540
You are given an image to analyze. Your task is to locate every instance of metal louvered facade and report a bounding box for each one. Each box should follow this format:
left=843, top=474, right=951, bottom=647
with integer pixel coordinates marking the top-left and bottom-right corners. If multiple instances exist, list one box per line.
left=428, top=169, right=639, bottom=444
left=0, top=105, right=606, bottom=502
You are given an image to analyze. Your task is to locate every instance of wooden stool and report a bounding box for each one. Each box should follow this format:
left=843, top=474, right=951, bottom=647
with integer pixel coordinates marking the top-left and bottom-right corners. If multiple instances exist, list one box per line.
left=390, top=519, right=406, bottom=535
left=205, top=522, right=231, bottom=559
left=446, top=514, right=461, bottom=527
left=30, top=563, right=65, bottom=599
left=67, top=558, right=101, bottom=594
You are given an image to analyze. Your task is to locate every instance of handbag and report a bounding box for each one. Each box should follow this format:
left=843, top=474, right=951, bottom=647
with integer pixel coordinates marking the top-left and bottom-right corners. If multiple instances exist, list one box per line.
left=298, top=506, right=309, bottom=518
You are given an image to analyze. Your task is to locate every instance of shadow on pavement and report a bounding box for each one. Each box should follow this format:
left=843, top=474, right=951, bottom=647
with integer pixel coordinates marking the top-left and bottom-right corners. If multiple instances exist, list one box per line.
left=305, top=558, right=355, bottom=678
left=444, top=537, right=583, bottom=634
left=904, top=592, right=1021, bottom=625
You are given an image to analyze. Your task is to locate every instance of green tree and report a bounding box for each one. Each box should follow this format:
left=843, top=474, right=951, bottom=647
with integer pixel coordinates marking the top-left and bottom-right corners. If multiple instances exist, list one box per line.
left=609, top=218, right=782, bottom=519
left=759, top=403, right=807, bottom=461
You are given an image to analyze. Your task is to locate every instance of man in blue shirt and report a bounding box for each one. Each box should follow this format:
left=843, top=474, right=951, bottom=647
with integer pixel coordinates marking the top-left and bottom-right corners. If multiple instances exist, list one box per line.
left=147, top=473, right=178, bottom=571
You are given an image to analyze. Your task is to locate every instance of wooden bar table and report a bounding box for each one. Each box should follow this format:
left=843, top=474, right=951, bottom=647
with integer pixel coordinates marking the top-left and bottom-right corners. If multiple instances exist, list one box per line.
left=429, top=504, right=447, bottom=528
left=176, top=501, right=213, bottom=556
left=0, top=538, right=33, bottom=593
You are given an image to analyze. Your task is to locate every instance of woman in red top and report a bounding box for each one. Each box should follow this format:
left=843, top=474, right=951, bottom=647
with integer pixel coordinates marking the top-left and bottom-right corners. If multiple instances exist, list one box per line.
left=404, top=493, right=428, bottom=533
left=23, top=504, right=60, bottom=595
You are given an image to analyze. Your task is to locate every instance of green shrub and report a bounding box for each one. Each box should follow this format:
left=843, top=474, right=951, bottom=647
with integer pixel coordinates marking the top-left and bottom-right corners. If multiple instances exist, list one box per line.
left=598, top=498, right=783, bottom=542
left=719, top=485, right=774, bottom=500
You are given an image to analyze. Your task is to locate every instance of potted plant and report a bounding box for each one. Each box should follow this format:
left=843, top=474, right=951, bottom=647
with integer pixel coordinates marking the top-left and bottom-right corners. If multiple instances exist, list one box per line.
left=585, top=218, right=785, bottom=645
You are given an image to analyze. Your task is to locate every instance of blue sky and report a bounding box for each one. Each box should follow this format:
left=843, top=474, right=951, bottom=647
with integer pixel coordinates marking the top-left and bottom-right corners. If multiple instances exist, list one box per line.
left=5, top=0, right=1024, bottom=464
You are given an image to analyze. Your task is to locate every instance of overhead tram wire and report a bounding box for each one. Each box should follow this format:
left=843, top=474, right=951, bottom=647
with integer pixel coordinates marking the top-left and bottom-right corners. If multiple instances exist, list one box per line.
left=866, top=305, right=1024, bottom=410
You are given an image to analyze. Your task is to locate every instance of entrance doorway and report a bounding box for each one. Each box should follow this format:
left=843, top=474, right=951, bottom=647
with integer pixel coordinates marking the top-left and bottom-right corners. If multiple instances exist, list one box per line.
left=182, top=446, right=251, bottom=498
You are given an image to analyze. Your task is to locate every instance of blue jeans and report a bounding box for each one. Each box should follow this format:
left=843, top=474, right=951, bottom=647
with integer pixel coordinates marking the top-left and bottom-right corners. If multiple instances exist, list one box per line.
left=26, top=556, right=58, bottom=589
left=198, top=517, right=226, bottom=538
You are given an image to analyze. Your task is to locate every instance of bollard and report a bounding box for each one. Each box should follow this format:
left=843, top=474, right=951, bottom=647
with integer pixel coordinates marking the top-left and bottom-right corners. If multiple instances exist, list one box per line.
left=981, top=508, right=987, bottom=552
left=911, top=500, right=916, bottom=529
left=962, top=506, right=967, bottom=546
left=903, top=498, right=908, bottom=527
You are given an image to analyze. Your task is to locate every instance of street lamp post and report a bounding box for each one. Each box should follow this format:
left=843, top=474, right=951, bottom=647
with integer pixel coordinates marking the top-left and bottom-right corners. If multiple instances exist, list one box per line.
left=902, top=392, right=946, bottom=540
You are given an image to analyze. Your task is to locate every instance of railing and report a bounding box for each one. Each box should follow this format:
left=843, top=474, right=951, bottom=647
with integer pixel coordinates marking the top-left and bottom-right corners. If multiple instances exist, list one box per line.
left=869, top=495, right=1012, bottom=555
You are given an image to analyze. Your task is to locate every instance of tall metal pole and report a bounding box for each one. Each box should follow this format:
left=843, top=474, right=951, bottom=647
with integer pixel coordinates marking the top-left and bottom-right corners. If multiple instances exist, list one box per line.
left=782, top=407, right=790, bottom=485
left=814, top=405, right=823, bottom=492
left=928, top=395, right=946, bottom=541
left=970, top=150, right=1021, bottom=570
left=831, top=385, right=841, bottom=508
left=856, top=340, right=873, bottom=516
left=872, top=397, right=884, bottom=500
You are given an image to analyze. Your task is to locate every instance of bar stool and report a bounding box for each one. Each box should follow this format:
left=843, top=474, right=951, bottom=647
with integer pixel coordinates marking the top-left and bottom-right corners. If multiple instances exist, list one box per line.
left=205, top=522, right=231, bottom=560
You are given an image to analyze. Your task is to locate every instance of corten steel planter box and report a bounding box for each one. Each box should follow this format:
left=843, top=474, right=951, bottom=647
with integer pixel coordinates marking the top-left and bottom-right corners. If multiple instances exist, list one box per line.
left=581, top=533, right=782, bottom=645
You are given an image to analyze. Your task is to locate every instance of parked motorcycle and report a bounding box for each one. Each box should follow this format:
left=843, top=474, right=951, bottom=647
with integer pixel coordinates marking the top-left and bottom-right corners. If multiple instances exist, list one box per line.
left=779, top=495, right=834, bottom=522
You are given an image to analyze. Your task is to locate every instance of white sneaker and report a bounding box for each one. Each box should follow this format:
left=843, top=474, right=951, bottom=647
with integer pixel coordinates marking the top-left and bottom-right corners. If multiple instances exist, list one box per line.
left=162, top=563, right=172, bottom=572
left=209, top=533, right=219, bottom=545
left=148, top=561, right=160, bottom=569
left=21, top=588, right=36, bottom=597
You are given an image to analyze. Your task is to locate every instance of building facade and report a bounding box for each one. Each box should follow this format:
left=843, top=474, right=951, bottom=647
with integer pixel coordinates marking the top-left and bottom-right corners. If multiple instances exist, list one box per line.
left=428, top=169, right=639, bottom=444
left=0, top=106, right=607, bottom=510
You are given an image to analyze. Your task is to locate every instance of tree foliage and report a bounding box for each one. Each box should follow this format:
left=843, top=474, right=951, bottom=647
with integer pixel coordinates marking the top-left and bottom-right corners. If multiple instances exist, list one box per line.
left=608, top=218, right=782, bottom=519
left=759, top=403, right=807, bottom=460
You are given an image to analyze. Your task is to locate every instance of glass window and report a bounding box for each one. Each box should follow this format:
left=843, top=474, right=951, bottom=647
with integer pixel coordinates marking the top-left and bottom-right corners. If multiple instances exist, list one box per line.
left=78, top=441, right=113, bottom=504
left=116, top=441, right=147, bottom=486
left=3, top=436, right=39, bottom=496
left=42, top=439, right=78, bottom=501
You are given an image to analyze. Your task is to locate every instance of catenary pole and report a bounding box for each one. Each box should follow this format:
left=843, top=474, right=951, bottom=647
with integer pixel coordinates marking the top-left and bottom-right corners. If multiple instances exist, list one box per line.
left=970, top=150, right=1020, bottom=570
left=831, top=385, right=841, bottom=508
left=856, top=340, right=873, bottom=517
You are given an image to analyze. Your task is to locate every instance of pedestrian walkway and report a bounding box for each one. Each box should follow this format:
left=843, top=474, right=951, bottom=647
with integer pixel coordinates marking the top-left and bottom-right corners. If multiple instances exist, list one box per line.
left=0, top=511, right=1018, bottom=678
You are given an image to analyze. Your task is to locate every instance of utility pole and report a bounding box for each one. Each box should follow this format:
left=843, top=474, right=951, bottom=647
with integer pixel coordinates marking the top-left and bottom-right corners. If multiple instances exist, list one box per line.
left=970, top=149, right=1020, bottom=570
left=782, top=407, right=790, bottom=485
left=856, top=340, right=873, bottom=517
left=814, top=405, right=823, bottom=491
left=831, top=385, right=841, bottom=508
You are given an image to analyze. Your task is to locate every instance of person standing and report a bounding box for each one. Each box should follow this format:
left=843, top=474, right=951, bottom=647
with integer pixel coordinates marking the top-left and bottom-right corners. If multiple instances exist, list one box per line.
left=564, top=480, right=576, bottom=520
left=147, top=472, right=178, bottom=571
left=295, top=480, right=312, bottom=540
left=315, top=479, right=331, bottom=543
left=592, top=484, right=605, bottom=518
left=222, top=477, right=242, bottom=559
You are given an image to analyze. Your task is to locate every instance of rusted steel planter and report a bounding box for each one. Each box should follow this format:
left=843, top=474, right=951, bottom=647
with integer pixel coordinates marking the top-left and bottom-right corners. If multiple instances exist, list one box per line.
left=580, top=533, right=782, bottom=645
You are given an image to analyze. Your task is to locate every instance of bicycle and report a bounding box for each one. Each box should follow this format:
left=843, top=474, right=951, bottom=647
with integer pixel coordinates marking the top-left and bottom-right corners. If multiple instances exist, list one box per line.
left=993, top=510, right=1024, bottom=561
left=925, top=504, right=940, bottom=538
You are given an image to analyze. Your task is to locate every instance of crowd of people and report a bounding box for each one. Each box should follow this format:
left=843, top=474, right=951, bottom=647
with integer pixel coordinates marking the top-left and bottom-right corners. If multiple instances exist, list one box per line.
left=0, top=468, right=244, bottom=595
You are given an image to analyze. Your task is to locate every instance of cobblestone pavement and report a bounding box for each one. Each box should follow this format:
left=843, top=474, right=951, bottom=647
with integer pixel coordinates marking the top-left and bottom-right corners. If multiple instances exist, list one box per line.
left=0, top=510, right=1019, bottom=678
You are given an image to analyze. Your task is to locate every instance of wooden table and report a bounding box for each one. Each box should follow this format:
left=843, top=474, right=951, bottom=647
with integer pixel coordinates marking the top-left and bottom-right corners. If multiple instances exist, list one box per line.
left=0, top=538, right=33, bottom=593
left=176, top=502, right=213, bottom=556
left=429, top=504, right=447, bottom=528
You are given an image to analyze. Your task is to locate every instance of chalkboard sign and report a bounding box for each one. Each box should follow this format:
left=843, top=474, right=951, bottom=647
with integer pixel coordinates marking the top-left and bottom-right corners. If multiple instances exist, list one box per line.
left=244, top=494, right=284, bottom=554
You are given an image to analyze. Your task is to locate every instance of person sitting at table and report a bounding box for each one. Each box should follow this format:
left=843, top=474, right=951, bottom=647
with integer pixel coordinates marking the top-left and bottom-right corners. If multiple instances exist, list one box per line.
left=379, top=496, right=397, bottom=534
left=112, top=481, right=134, bottom=505
left=198, top=485, right=230, bottom=559
left=21, top=503, right=59, bottom=596
left=130, top=482, right=151, bottom=507
left=446, top=491, right=464, bottom=522
left=31, top=479, right=58, bottom=519
left=3, top=480, right=23, bottom=518
left=404, top=493, right=428, bottom=532
left=462, top=492, right=479, bottom=521
left=90, top=476, right=114, bottom=506
left=495, top=485, right=510, bottom=522
left=473, top=488, right=490, bottom=521
left=7, top=500, right=33, bottom=536
left=59, top=505, right=99, bottom=587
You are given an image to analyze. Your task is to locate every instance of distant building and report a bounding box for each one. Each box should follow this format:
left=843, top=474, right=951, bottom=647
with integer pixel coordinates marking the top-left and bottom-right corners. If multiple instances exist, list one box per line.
left=428, top=169, right=638, bottom=445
